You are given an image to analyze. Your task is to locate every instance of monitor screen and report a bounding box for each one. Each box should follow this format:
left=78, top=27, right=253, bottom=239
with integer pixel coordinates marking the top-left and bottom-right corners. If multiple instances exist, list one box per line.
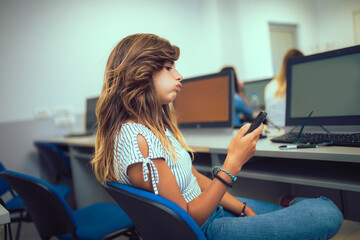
left=174, top=69, right=234, bottom=128
left=244, top=78, right=271, bottom=109
left=286, top=45, right=360, bottom=126
left=85, top=96, right=99, bottom=133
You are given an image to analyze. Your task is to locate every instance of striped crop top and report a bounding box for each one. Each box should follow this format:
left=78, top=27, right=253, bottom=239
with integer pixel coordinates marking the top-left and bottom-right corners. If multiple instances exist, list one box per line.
left=113, top=122, right=201, bottom=203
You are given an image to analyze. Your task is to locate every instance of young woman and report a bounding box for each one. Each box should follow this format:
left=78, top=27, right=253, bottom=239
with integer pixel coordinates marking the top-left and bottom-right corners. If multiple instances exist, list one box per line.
left=221, top=66, right=253, bottom=127
left=91, top=34, right=342, bottom=240
left=264, top=49, right=304, bottom=129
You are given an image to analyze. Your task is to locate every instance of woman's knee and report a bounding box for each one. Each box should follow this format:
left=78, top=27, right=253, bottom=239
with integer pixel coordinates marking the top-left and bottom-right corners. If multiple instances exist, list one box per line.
left=314, top=197, right=343, bottom=236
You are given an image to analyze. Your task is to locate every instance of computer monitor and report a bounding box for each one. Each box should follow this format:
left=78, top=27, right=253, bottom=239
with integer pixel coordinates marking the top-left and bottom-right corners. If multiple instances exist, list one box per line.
left=174, top=69, right=235, bottom=129
left=244, top=78, right=271, bottom=110
left=85, top=96, right=99, bottom=134
left=286, top=45, right=360, bottom=130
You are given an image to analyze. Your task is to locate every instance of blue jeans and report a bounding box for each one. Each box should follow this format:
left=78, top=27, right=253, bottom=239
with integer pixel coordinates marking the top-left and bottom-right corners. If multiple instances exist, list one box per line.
left=201, top=197, right=343, bottom=240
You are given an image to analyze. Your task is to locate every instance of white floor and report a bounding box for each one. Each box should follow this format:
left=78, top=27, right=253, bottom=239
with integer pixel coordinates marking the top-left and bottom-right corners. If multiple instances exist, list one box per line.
left=5, top=219, right=360, bottom=240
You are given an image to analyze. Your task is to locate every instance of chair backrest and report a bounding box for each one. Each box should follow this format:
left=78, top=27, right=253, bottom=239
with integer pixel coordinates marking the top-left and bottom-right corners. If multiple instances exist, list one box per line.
left=0, top=170, right=77, bottom=238
left=0, top=162, right=12, bottom=195
left=106, top=182, right=207, bottom=240
left=34, top=142, right=71, bottom=184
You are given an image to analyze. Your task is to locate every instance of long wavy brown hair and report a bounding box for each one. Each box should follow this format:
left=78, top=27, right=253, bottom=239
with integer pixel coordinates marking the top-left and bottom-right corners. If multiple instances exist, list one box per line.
left=91, top=34, right=193, bottom=184
left=269, top=48, right=304, bottom=98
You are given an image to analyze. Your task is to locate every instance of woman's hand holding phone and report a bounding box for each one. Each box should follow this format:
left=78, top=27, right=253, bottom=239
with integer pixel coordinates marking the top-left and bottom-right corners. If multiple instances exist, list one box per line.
left=245, top=111, right=267, bottom=135
left=222, top=112, right=267, bottom=175
left=223, top=121, right=264, bottom=176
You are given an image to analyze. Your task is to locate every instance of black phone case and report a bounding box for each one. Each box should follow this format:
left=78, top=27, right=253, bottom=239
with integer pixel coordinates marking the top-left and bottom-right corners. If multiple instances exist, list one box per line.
left=245, top=111, right=267, bottom=135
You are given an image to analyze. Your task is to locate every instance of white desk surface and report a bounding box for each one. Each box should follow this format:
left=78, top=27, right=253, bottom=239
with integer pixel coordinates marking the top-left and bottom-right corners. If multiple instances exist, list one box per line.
left=0, top=204, right=10, bottom=225
left=181, top=129, right=360, bottom=163
left=183, top=132, right=360, bottom=163
left=41, top=135, right=96, bottom=147
left=43, top=129, right=360, bottom=163
left=41, top=128, right=360, bottom=204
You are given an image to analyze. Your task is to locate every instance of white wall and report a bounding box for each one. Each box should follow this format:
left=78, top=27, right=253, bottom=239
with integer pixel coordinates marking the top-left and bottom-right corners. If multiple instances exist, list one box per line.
left=315, top=0, right=360, bottom=51
left=0, top=0, right=359, bottom=124
left=235, top=0, right=319, bottom=81
left=0, top=0, right=212, bottom=124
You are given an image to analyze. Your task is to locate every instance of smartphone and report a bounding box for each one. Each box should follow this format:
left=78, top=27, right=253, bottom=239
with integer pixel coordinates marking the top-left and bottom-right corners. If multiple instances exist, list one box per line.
left=245, top=111, right=267, bottom=135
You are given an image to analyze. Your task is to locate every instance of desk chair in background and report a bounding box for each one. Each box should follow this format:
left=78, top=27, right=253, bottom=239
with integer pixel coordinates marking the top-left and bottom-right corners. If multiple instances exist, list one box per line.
left=0, top=162, right=71, bottom=240
left=105, top=182, right=207, bottom=240
left=34, top=142, right=72, bottom=185
left=0, top=170, right=136, bottom=240
left=34, top=142, right=76, bottom=209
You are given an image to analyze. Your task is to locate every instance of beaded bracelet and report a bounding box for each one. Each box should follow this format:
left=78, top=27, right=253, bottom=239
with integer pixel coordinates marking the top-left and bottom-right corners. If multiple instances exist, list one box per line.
left=240, top=202, right=247, bottom=217
left=214, top=173, right=233, bottom=188
left=212, top=166, right=237, bottom=182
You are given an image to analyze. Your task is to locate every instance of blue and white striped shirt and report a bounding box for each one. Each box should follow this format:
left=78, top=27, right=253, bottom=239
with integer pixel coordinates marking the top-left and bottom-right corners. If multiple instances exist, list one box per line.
left=113, top=122, right=201, bottom=203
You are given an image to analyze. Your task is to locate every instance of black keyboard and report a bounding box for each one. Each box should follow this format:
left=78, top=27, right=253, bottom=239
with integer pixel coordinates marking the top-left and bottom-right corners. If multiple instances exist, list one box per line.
left=271, top=132, right=360, bottom=147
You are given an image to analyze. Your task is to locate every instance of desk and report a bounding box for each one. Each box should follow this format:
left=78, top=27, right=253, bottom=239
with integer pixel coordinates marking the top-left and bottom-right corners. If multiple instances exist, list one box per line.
left=0, top=204, right=10, bottom=238
left=181, top=129, right=360, bottom=192
left=42, top=130, right=360, bottom=209
left=0, top=204, right=10, bottom=226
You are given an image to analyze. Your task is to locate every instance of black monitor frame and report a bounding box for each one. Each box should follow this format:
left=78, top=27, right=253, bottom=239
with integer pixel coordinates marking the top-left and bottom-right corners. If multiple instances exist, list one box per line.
left=85, top=96, right=99, bottom=133
left=286, top=45, right=360, bottom=126
left=175, top=69, right=235, bottom=129
left=244, top=78, right=272, bottom=109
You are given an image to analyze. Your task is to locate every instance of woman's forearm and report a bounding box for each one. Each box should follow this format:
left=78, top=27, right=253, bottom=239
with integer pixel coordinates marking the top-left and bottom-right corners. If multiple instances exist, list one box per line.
left=193, top=167, right=254, bottom=216
left=188, top=170, right=233, bottom=225
left=193, top=168, right=237, bottom=209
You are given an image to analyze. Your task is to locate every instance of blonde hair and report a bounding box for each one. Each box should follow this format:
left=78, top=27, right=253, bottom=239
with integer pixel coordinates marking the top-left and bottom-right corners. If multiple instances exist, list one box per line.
left=91, top=34, right=193, bottom=184
left=270, top=48, right=304, bottom=98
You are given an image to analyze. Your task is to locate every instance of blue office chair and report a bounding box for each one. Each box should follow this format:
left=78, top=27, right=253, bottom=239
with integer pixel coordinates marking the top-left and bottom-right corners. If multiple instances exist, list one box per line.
left=0, top=162, right=71, bottom=240
left=34, top=142, right=72, bottom=185
left=105, top=182, right=207, bottom=240
left=0, top=170, right=136, bottom=240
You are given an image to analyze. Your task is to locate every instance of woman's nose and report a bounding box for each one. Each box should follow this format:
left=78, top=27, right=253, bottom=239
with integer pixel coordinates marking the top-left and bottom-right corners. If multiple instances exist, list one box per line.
left=175, top=70, right=183, bottom=81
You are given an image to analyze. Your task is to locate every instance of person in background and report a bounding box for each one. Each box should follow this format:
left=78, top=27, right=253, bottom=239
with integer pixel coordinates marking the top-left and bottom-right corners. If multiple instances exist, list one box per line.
left=91, top=34, right=342, bottom=240
left=264, top=49, right=304, bottom=129
left=221, top=66, right=253, bottom=127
